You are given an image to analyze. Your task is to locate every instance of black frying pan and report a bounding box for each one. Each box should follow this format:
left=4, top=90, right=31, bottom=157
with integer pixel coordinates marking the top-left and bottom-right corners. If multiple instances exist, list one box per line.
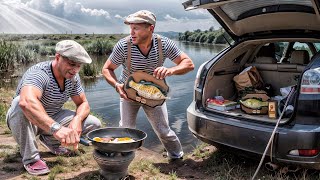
left=82, top=127, right=147, bottom=153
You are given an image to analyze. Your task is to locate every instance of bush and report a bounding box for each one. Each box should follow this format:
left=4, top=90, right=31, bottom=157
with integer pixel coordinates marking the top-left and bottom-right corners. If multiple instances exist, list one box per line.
left=25, top=43, right=40, bottom=53
left=0, top=40, right=39, bottom=72
left=86, top=39, right=114, bottom=55
left=80, top=63, right=98, bottom=77
left=0, top=40, right=16, bottom=70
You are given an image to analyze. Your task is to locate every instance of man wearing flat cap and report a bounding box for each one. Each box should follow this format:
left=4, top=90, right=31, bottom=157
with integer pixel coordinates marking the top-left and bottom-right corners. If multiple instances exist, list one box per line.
left=102, top=10, right=194, bottom=162
left=6, top=40, right=101, bottom=176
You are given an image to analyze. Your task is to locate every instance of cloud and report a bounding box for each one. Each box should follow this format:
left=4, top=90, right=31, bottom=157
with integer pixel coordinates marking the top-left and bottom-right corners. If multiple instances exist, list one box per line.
left=79, top=3, right=110, bottom=19
left=164, top=14, right=179, bottom=22
left=115, top=14, right=125, bottom=20
left=24, top=0, right=112, bottom=23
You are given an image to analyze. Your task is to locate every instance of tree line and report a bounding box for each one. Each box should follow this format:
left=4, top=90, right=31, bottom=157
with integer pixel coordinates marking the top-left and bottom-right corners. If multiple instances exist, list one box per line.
left=178, top=26, right=230, bottom=44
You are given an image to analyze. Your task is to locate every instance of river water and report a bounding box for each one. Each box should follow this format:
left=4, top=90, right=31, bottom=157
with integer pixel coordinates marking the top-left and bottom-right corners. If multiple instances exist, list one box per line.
left=84, top=41, right=227, bottom=153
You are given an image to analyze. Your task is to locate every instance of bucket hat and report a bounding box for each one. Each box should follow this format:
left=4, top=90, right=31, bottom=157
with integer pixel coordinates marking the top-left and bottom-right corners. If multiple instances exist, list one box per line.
left=124, top=10, right=156, bottom=25
left=55, top=40, right=92, bottom=64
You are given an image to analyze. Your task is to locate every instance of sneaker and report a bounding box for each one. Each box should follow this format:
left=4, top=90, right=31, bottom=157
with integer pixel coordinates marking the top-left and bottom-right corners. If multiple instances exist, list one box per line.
left=39, top=135, right=71, bottom=156
left=24, top=159, right=50, bottom=176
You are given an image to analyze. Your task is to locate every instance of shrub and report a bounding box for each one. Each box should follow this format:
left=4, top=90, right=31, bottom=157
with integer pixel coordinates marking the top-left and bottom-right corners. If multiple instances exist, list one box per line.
left=86, top=39, right=114, bottom=55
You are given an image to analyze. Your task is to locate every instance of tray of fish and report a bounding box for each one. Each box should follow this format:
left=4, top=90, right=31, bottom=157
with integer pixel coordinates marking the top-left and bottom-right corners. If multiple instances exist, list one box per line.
left=239, top=98, right=269, bottom=114
left=124, top=71, right=169, bottom=107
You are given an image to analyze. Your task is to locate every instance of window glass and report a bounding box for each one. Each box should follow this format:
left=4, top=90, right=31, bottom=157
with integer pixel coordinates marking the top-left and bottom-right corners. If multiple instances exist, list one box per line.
left=293, top=42, right=312, bottom=58
left=314, top=43, right=320, bottom=52
left=274, top=42, right=288, bottom=62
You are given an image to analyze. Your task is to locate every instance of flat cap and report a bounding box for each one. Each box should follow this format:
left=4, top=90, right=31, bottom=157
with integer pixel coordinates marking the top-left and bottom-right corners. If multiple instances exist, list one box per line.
left=124, top=10, right=156, bottom=25
left=55, top=40, right=92, bottom=64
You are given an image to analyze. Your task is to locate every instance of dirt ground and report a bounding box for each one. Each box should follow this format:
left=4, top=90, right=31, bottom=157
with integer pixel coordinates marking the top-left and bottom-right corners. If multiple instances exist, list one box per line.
left=0, top=126, right=217, bottom=180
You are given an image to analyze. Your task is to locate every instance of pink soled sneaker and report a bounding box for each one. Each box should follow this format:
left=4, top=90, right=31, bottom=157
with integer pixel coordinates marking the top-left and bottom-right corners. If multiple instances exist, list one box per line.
left=24, top=159, right=50, bottom=176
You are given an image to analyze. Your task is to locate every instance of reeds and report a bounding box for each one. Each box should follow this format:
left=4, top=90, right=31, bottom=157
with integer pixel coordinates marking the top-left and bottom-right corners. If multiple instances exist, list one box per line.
left=0, top=39, right=38, bottom=72
left=85, top=39, right=114, bottom=55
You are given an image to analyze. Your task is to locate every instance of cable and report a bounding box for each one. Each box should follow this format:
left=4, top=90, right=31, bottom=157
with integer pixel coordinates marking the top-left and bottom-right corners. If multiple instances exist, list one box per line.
left=251, top=87, right=296, bottom=180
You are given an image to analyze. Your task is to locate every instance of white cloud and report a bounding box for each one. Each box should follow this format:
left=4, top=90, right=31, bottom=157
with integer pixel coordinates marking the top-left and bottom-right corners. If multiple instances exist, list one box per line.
left=115, top=14, right=125, bottom=20
left=164, top=14, right=179, bottom=22
left=80, top=4, right=110, bottom=19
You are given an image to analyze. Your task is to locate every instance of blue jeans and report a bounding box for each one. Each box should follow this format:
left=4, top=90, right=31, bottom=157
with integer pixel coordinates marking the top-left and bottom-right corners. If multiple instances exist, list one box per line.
left=119, top=98, right=183, bottom=159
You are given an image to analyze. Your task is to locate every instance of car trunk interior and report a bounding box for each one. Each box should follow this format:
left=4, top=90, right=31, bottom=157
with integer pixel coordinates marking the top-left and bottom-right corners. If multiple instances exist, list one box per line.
left=202, top=39, right=315, bottom=123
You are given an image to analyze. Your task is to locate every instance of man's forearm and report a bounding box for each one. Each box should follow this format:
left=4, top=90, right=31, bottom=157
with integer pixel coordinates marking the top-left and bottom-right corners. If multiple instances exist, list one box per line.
left=103, top=68, right=119, bottom=87
left=74, top=101, right=90, bottom=122
left=170, top=58, right=195, bottom=75
left=19, top=97, right=55, bottom=133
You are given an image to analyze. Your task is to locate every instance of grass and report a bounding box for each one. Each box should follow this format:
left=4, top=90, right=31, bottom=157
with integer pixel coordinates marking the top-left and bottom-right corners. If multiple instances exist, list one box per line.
left=168, top=171, right=178, bottom=180
left=48, top=165, right=65, bottom=180
left=0, top=88, right=14, bottom=127
left=129, top=158, right=160, bottom=175
left=191, top=142, right=214, bottom=159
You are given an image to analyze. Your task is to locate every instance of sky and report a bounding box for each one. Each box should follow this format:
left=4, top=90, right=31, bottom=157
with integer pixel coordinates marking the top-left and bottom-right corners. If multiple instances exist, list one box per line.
left=0, top=0, right=220, bottom=34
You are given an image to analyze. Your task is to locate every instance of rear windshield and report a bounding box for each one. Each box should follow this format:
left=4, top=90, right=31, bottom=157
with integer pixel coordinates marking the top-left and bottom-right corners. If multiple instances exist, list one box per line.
left=315, top=43, right=320, bottom=52
left=221, top=0, right=313, bottom=21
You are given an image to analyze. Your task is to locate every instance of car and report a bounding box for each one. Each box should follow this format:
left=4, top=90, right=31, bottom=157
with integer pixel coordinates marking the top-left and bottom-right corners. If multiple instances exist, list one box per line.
left=183, top=0, right=320, bottom=170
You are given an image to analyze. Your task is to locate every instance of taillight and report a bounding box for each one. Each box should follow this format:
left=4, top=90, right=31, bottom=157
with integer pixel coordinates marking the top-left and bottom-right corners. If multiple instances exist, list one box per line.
left=300, top=68, right=320, bottom=94
left=289, top=149, right=320, bottom=157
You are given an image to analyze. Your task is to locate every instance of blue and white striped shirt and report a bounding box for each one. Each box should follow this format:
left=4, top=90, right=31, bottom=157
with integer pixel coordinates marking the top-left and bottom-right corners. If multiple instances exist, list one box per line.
left=15, top=61, right=84, bottom=117
left=109, top=34, right=182, bottom=83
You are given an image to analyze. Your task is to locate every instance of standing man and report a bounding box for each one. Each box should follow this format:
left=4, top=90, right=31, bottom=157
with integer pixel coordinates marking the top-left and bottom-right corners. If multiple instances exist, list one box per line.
left=6, top=40, right=101, bottom=175
left=102, top=10, right=194, bottom=161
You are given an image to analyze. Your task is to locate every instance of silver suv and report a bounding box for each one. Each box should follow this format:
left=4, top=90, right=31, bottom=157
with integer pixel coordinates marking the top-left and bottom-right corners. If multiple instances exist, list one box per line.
left=183, top=0, right=320, bottom=169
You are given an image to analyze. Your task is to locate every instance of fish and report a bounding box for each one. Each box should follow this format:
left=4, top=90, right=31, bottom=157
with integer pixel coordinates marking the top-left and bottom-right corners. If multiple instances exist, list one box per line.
left=128, top=77, right=168, bottom=100
left=239, top=98, right=269, bottom=109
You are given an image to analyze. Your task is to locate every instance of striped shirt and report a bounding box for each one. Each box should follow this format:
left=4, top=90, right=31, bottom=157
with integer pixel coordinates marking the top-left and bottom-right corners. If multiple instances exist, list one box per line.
left=109, top=34, right=182, bottom=83
left=15, top=61, right=84, bottom=117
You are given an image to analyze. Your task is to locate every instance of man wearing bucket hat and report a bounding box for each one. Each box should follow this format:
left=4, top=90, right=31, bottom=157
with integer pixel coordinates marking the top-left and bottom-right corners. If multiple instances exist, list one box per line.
left=6, top=40, right=101, bottom=175
left=102, top=10, right=194, bottom=162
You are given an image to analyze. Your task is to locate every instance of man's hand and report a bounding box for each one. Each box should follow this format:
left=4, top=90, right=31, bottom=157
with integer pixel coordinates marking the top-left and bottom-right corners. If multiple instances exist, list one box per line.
left=153, top=66, right=173, bottom=79
left=116, top=83, right=128, bottom=99
left=68, top=115, right=83, bottom=136
left=53, top=126, right=80, bottom=150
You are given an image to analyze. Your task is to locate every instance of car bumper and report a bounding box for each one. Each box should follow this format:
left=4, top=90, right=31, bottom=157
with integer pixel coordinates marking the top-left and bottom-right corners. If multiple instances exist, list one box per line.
left=187, top=101, right=320, bottom=168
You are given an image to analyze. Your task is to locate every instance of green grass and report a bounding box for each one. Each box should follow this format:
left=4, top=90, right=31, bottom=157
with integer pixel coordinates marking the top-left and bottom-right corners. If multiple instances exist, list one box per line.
left=129, top=159, right=160, bottom=175
left=191, top=143, right=213, bottom=159
left=0, top=39, right=39, bottom=72
left=0, top=103, right=8, bottom=126
left=0, top=88, right=14, bottom=126
left=48, top=165, right=65, bottom=180
left=168, top=171, right=178, bottom=180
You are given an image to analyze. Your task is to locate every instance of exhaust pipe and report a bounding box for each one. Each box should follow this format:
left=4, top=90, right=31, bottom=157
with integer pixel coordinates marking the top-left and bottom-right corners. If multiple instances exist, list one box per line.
left=265, top=162, right=279, bottom=171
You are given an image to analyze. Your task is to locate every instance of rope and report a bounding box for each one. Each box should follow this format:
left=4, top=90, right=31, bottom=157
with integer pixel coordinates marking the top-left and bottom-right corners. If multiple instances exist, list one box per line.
left=251, top=87, right=296, bottom=180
